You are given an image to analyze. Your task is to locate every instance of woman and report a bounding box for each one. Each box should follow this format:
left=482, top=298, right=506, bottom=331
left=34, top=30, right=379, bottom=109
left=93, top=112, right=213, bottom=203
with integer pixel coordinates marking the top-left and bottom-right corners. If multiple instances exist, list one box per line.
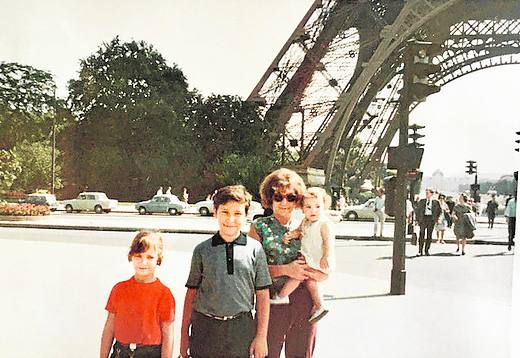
left=435, top=194, right=449, bottom=244
left=249, top=168, right=326, bottom=358
left=452, top=193, right=473, bottom=255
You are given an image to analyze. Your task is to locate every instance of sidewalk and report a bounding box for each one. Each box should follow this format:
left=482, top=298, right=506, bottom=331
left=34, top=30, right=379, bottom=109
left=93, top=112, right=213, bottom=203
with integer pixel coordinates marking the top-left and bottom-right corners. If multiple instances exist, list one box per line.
left=1, top=229, right=513, bottom=358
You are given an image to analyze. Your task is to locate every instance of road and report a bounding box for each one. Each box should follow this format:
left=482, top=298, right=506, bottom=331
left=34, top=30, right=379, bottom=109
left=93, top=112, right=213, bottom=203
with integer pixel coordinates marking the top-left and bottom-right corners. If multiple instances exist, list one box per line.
left=1, top=227, right=515, bottom=358
left=0, top=210, right=510, bottom=244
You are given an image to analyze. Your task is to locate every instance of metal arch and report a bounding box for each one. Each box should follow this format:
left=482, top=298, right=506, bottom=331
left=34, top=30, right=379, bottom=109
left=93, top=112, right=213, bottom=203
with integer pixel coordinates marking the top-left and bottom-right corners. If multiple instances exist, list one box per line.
left=301, top=0, right=462, bottom=185
left=322, top=7, right=520, bottom=188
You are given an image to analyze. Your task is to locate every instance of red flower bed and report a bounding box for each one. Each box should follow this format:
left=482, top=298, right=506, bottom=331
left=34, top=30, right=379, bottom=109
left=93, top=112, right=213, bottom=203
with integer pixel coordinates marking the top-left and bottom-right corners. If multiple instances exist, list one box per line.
left=0, top=203, right=50, bottom=216
left=1, top=191, right=26, bottom=197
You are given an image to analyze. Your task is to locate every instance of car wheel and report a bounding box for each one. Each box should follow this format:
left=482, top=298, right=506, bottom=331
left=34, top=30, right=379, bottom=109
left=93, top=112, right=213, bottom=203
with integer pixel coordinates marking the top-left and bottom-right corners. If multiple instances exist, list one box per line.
left=168, top=208, right=178, bottom=216
left=94, top=205, right=103, bottom=214
left=65, top=204, right=73, bottom=213
left=199, top=207, right=210, bottom=216
left=138, top=207, right=147, bottom=215
left=345, top=211, right=358, bottom=221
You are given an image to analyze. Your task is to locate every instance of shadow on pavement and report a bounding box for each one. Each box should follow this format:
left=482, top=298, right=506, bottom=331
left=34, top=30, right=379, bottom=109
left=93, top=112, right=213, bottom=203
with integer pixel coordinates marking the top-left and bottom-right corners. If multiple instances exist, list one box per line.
left=324, top=293, right=390, bottom=301
left=473, top=251, right=514, bottom=258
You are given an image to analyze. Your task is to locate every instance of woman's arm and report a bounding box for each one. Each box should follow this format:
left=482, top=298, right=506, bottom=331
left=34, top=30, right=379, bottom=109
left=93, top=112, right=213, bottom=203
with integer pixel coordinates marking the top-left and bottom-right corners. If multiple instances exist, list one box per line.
left=160, top=320, right=174, bottom=358
left=269, top=259, right=309, bottom=280
left=179, top=288, right=197, bottom=358
left=100, top=312, right=115, bottom=358
left=248, top=225, right=261, bottom=242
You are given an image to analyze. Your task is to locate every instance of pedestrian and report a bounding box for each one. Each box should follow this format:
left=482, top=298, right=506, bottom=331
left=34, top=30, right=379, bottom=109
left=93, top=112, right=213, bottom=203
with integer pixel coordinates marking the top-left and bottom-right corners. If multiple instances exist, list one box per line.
left=100, top=231, right=175, bottom=358
left=182, top=186, right=189, bottom=203
left=435, top=194, right=449, bottom=244
left=372, top=188, right=386, bottom=237
left=415, top=188, right=442, bottom=256
left=156, top=186, right=163, bottom=196
left=274, top=187, right=336, bottom=324
left=505, top=192, right=517, bottom=251
left=249, top=168, right=322, bottom=358
left=180, top=185, right=271, bottom=358
left=485, top=195, right=499, bottom=229
left=445, top=195, right=455, bottom=228
left=452, top=193, right=474, bottom=255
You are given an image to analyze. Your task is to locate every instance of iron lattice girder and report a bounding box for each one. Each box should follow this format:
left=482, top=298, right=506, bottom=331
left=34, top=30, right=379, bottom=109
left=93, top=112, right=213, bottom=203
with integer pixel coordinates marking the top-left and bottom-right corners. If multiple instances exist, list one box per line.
left=305, top=0, right=459, bottom=176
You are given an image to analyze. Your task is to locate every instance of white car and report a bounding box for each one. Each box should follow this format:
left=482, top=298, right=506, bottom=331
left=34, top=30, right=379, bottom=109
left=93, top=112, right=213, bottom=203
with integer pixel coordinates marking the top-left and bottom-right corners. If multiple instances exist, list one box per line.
left=63, top=192, right=118, bottom=214
left=193, top=199, right=265, bottom=220
left=24, top=193, right=58, bottom=211
left=342, top=198, right=390, bottom=221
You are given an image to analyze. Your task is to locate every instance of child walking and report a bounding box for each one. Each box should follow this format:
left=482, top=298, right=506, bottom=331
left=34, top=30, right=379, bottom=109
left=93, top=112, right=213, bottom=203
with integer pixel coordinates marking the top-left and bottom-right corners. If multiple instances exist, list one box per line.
left=180, top=185, right=272, bottom=358
left=100, top=231, right=175, bottom=358
left=272, top=187, right=335, bottom=323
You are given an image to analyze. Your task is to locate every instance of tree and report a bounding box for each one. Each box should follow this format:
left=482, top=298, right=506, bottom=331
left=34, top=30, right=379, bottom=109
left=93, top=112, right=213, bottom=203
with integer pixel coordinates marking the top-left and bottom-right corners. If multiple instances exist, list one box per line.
left=0, top=62, right=57, bottom=149
left=65, top=37, right=198, bottom=200
left=183, top=94, right=274, bottom=199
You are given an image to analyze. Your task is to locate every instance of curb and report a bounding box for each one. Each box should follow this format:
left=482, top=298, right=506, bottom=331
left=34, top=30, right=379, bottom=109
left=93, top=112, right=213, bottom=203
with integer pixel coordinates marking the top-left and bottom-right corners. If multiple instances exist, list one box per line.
left=0, top=222, right=508, bottom=246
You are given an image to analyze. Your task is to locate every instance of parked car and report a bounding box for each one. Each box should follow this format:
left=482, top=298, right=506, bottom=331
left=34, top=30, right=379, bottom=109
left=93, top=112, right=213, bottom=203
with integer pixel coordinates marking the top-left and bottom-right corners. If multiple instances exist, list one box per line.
left=341, top=198, right=390, bottom=221
left=193, top=199, right=265, bottom=220
left=135, top=194, right=189, bottom=215
left=24, top=193, right=58, bottom=211
left=63, top=192, right=118, bottom=213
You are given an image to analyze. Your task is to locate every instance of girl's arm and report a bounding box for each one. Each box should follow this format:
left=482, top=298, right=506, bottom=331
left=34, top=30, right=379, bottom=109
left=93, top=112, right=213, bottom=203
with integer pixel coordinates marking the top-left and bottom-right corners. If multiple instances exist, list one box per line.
left=100, top=312, right=115, bottom=358
left=249, top=289, right=270, bottom=358
left=179, top=288, right=198, bottom=358
left=160, top=320, right=174, bottom=358
left=319, top=222, right=331, bottom=271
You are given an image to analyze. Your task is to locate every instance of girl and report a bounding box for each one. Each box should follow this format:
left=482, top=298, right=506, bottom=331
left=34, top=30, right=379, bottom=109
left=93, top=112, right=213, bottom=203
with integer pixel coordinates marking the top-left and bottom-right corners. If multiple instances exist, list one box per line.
left=100, top=231, right=175, bottom=358
left=270, top=187, right=335, bottom=323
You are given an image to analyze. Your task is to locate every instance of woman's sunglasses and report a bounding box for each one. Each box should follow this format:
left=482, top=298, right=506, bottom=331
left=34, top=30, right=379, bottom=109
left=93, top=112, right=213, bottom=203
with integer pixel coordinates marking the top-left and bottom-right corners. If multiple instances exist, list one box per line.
left=273, top=192, right=298, bottom=202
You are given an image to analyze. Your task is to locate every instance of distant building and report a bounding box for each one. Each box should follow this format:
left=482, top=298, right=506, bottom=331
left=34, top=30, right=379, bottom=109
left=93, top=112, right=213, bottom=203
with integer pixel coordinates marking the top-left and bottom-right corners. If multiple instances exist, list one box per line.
left=421, top=169, right=470, bottom=195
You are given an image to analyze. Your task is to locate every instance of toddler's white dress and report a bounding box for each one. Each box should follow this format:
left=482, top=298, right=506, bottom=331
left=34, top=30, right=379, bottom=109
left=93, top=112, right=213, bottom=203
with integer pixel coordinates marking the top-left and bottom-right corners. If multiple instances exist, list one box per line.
left=300, top=216, right=336, bottom=273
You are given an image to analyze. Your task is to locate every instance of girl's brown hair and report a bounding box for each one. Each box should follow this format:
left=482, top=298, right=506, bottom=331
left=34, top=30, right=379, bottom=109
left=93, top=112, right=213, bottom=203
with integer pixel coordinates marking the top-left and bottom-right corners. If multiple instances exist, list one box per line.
left=304, top=187, right=332, bottom=209
left=128, top=231, right=164, bottom=265
left=259, top=168, right=306, bottom=208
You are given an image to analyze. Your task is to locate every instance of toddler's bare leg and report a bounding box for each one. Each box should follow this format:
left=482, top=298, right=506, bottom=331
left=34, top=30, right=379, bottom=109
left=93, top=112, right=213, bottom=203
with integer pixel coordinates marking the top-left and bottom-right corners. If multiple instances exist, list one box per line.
left=305, top=278, right=322, bottom=308
left=278, top=278, right=302, bottom=298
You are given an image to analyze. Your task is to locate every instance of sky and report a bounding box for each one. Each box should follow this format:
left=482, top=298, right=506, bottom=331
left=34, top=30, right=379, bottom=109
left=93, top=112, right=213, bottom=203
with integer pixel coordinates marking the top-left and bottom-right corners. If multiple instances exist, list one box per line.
left=1, top=0, right=519, bottom=181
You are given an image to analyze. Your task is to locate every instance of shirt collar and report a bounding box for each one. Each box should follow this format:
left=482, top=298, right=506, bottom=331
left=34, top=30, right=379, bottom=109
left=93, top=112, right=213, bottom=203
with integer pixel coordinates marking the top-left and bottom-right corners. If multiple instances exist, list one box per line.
left=211, top=232, right=247, bottom=246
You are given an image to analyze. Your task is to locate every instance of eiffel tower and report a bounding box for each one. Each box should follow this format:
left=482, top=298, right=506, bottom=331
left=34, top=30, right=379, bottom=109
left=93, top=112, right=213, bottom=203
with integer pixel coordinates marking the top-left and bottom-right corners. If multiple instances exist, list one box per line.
left=248, top=0, right=520, bottom=189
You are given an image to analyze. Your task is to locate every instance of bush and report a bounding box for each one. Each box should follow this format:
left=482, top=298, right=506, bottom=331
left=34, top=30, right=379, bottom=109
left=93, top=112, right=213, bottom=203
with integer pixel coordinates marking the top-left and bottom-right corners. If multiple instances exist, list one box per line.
left=0, top=203, right=50, bottom=216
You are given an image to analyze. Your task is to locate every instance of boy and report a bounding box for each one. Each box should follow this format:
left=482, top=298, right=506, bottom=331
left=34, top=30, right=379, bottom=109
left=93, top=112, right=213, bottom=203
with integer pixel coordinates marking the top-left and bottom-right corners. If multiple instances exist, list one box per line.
left=100, top=231, right=175, bottom=358
left=180, top=185, right=271, bottom=358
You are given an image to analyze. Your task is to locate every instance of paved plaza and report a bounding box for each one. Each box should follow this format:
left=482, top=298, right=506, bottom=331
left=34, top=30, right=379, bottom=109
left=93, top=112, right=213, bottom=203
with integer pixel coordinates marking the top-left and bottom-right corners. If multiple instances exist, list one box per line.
left=2, top=224, right=519, bottom=358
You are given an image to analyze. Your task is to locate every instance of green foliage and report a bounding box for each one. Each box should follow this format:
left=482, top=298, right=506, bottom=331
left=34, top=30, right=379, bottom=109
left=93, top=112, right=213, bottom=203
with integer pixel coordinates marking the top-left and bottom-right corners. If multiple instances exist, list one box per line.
left=0, top=149, right=21, bottom=190
left=0, top=62, right=58, bottom=149
left=65, top=37, right=198, bottom=200
left=9, top=141, right=62, bottom=192
left=213, top=153, right=275, bottom=199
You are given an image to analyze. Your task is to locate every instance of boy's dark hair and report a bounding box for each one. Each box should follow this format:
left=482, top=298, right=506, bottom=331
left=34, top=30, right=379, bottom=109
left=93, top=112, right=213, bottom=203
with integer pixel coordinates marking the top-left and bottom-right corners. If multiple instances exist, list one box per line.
left=128, top=231, right=164, bottom=265
left=213, top=185, right=252, bottom=214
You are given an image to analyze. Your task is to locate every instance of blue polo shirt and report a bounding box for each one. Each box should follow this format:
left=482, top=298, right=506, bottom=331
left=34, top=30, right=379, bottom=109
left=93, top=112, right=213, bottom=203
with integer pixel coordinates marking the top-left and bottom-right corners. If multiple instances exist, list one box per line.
left=185, top=232, right=271, bottom=317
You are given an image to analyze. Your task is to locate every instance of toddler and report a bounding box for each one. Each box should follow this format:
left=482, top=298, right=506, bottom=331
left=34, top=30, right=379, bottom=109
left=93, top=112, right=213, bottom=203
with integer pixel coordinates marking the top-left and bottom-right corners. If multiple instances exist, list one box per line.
left=271, top=187, right=335, bottom=323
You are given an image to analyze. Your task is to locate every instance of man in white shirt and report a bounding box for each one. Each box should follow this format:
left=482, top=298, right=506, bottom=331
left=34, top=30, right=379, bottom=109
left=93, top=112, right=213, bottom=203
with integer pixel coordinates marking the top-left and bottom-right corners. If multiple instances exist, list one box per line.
left=415, top=188, right=441, bottom=256
left=373, top=188, right=386, bottom=237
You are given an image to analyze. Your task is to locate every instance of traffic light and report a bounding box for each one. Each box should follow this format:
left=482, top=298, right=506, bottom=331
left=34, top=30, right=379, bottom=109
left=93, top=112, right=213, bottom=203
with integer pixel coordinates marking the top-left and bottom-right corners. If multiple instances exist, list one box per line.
left=408, top=123, right=425, bottom=147
left=405, top=40, right=442, bottom=102
left=465, top=160, right=477, bottom=175
left=515, top=131, right=519, bottom=152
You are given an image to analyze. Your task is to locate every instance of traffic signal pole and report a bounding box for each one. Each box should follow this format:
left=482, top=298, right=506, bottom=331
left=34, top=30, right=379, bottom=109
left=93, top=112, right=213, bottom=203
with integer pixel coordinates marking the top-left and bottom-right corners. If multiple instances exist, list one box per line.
left=390, top=46, right=412, bottom=296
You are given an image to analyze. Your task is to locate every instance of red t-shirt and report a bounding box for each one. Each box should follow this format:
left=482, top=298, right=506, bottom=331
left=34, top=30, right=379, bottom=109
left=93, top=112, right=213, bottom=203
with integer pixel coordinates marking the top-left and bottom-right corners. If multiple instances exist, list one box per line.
left=106, top=277, right=175, bottom=345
